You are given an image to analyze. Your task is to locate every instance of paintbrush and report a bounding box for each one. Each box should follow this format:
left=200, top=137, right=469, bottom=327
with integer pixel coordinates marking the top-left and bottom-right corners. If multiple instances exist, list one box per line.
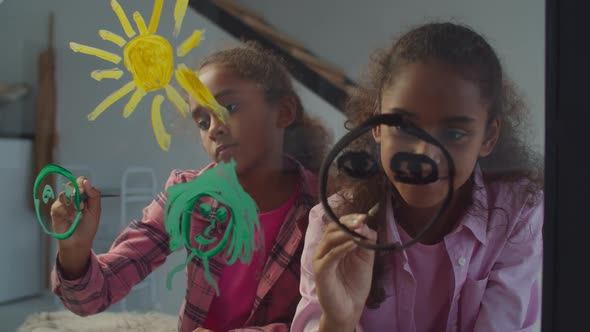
left=367, top=202, right=380, bottom=217
left=80, top=193, right=120, bottom=199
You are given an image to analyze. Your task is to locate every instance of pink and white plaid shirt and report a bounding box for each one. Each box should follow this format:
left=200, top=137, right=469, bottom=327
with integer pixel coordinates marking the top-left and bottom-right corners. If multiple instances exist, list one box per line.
left=292, top=166, right=544, bottom=332
left=52, top=157, right=317, bottom=332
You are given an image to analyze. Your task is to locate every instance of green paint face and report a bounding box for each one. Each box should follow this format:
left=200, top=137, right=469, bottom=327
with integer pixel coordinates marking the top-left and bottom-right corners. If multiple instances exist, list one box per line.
left=195, top=202, right=229, bottom=246
left=164, top=160, right=260, bottom=295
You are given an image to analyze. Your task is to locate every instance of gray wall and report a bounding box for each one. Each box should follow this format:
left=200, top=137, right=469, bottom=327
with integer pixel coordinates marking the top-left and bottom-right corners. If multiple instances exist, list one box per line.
left=237, top=0, right=545, bottom=150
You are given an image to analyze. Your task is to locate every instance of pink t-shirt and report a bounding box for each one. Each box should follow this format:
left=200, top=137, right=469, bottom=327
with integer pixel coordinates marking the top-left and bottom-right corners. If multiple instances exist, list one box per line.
left=202, top=184, right=300, bottom=331
left=398, top=226, right=454, bottom=332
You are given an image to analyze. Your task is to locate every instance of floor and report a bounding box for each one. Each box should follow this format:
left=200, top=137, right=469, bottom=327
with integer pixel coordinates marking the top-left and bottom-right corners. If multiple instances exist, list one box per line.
left=0, top=291, right=59, bottom=332
left=0, top=282, right=170, bottom=332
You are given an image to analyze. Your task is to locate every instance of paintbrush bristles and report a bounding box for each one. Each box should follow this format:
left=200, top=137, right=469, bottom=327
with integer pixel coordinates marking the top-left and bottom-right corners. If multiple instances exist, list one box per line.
left=367, top=202, right=380, bottom=217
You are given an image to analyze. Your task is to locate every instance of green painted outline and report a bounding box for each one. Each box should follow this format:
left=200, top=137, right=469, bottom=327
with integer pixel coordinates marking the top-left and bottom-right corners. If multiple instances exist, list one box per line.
left=33, top=164, right=83, bottom=240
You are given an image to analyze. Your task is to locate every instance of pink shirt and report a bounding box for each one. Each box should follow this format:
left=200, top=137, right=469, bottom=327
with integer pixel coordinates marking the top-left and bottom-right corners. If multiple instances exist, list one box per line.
left=292, top=167, right=543, bottom=332
left=398, top=226, right=453, bottom=332
left=203, top=183, right=299, bottom=331
left=52, top=156, right=318, bottom=332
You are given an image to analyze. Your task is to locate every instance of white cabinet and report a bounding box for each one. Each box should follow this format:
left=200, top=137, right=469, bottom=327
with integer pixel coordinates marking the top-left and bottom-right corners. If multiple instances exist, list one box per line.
left=0, top=139, right=42, bottom=303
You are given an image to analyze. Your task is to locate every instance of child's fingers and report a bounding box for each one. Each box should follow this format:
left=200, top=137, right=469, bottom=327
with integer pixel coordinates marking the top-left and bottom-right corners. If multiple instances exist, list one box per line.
left=315, top=228, right=356, bottom=260
left=57, top=192, right=77, bottom=215
left=350, top=224, right=378, bottom=262
left=341, top=214, right=368, bottom=230
left=314, top=240, right=357, bottom=272
left=80, top=177, right=99, bottom=198
left=57, top=189, right=68, bottom=204
left=315, top=214, right=368, bottom=260
left=339, top=214, right=377, bottom=256
left=80, top=178, right=101, bottom=214
left=59, top=182, right=77, bottom=208
left=355, top=224, right=378, bottom=243
left=50, top=199, right=68, bottom=220
left=75, top=177, right=87, bottom=195
left=339, top=214, right=375, bottom=242
left=50, top=198, right=75, bottom=229
left=323, top=214, right=367, bottom=234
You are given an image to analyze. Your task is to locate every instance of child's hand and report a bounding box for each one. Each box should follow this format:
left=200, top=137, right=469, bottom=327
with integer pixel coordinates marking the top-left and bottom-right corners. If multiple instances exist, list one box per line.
left=50, top=176, right=102, bottom=251
left=312, top=214, right=377, bottom=330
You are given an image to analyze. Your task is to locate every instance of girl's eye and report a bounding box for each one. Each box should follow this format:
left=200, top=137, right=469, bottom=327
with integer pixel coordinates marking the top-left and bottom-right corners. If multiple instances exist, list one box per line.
left=225, top=104, right=238, bottom=113
left=197, top=118, right=210, bottom=130
left=443, top=129, right=467, bottom=141
left=389, top=125, right=413, bottom=139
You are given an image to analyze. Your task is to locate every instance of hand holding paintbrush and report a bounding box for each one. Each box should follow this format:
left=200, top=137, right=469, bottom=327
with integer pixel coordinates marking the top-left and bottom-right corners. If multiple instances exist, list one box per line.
left=312, top=202, right=380, bottom=331
left=62, top=181, right=119, bottom=201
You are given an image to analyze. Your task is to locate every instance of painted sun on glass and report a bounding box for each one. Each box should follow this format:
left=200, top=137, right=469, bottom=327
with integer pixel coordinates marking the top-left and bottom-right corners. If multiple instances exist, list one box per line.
left=70, top=0, right=229, bottom=151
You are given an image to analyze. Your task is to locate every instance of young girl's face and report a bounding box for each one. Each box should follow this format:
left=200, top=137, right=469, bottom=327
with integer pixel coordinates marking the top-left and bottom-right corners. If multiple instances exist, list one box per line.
left=374, top=60, right=499, bottom=208
left=191, top=64, right=289, bottom=174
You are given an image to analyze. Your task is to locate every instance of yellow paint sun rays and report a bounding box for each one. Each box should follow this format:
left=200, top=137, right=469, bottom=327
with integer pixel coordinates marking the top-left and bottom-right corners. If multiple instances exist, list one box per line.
left=70, top=0, right=229, bottom=151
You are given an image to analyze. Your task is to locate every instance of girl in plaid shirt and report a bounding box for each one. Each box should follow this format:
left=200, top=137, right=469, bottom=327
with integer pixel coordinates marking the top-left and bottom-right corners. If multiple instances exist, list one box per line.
left=50, top=42, right=332, bottom=332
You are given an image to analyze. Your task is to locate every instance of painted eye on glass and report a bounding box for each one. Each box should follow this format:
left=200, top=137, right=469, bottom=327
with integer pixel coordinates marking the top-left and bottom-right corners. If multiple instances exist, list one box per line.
left=42, top=185, right=55, bottom=204
left=336, top=151, right=379, bottom=179
left=216, top=206, right=228, bottom=223
left=199, top=202, right=212, bottom=218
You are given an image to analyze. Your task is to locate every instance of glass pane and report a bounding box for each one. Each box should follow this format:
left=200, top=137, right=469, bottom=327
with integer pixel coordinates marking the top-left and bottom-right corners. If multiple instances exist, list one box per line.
left=0, top=1, right=544, bottom=332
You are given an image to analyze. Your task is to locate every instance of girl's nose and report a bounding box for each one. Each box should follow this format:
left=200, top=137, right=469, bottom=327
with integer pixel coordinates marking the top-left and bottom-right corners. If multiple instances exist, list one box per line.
left=413, top=140, right=441, bottom=166
left=208, top=116, right=228, bottom=140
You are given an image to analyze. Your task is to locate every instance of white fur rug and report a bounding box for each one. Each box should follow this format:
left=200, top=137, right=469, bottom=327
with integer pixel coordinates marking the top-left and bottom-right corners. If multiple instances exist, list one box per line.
left=17, top=311, right=177, bottom=332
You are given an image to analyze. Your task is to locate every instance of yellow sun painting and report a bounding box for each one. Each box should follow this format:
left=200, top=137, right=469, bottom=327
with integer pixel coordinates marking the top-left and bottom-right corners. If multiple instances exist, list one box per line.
left=70, top=0, right=229, bottom=151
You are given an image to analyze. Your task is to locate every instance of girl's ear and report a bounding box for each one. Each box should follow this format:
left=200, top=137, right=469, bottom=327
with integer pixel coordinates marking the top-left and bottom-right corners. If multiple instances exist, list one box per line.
left=276, top=96, right=297, bottom=129
left=372, top=125, right=382, bottom=143
left=371, top=102, right=382, bottom=143
left=479, top=118, right=501, bottom=157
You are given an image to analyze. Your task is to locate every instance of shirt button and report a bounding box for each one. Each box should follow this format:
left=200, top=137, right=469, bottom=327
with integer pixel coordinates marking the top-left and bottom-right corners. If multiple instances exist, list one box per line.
left=458, top=257, right=466, bottom=266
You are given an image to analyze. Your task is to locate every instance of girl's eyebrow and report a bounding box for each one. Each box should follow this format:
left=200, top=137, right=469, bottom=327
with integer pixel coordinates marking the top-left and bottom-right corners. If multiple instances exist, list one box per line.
left=191, top=106, right=208, bottom=118
left=191, top=89, right=239, bottom=116
left=443, top=115, right=476, bottom=124
left=213, top=89, right=238, bottom=99
left=390, top=108, right=476, bottom=124
left=390, top=108, right=417, bottom=118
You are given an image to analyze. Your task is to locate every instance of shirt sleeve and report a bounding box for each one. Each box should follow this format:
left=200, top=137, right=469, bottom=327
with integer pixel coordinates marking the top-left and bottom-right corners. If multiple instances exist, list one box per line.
left=290, top=203, right=366, bottom=332
left=473, top=197, right=544, bottom=331
left=51, top=170, right=182, bottom=316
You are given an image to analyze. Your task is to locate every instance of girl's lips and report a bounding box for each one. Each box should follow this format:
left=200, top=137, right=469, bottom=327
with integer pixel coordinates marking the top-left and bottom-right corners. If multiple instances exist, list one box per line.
left=215, top=144, right=238, bottom=159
